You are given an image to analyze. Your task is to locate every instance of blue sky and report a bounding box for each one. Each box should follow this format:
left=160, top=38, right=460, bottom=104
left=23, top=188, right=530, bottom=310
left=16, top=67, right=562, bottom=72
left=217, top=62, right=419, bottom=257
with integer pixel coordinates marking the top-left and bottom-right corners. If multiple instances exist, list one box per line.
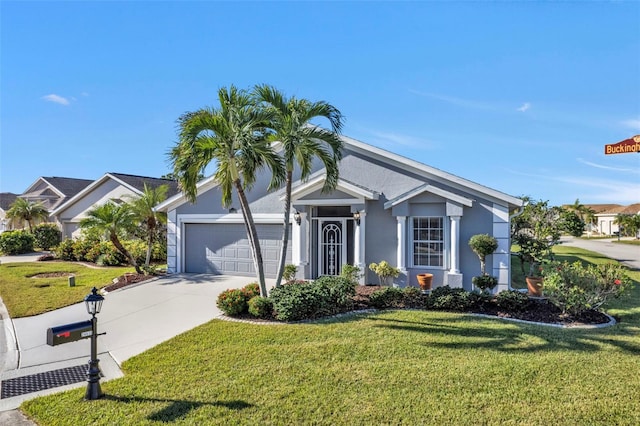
left=1, top=1, right=639, bottom=207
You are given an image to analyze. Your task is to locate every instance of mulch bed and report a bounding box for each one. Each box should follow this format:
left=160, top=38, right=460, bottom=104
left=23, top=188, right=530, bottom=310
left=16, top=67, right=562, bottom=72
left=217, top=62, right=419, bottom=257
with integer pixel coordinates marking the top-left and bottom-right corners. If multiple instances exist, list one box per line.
left=354, top=285, right=612, bottom=326
left=101, top=276, right=612, bottom=326
left=102, top=273, right=158, bottom=292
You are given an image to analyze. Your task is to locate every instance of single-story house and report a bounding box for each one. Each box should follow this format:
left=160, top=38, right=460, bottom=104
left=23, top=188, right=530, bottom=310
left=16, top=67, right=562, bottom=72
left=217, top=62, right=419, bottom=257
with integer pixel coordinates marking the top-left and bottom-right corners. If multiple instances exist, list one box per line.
left=157, top=137, right=523, bottom=290
left=50, top=173, right=179, bottom=239
left=156, top=136, right=523, bottom=292
left=590, top=203, right=640, bottom=236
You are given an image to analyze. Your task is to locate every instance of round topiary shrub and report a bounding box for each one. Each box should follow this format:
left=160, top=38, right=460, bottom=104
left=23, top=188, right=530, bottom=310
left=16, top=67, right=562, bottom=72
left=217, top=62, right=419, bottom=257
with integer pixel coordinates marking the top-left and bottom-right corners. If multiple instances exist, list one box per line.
left=242, top=282, right=261, bottom=299
left=32, top=223, right=61, bottom=250
left=54, top=238, right=76, bottom=260
left=248, top=296, right=273, bottom=319
left=216, top=288, right=249, bottom=316
left=495, top=290, right=530, bottom=312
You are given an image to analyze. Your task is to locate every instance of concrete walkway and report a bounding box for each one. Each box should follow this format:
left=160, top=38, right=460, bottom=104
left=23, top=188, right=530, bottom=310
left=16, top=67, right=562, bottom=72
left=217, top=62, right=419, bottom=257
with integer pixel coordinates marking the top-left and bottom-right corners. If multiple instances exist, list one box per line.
left=0, top=270, right=268, bottom=412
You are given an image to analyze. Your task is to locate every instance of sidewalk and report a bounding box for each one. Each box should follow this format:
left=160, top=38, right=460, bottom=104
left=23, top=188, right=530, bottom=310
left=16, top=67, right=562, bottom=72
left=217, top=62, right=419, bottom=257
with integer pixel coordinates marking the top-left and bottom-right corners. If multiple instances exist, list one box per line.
left=0, top=272, right=261, bottom=412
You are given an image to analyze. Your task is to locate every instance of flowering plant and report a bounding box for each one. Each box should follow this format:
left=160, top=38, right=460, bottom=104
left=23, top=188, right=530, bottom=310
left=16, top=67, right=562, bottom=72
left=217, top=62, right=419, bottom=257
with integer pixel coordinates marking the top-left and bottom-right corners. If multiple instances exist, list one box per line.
left=540, top=261, right=630, bottom=316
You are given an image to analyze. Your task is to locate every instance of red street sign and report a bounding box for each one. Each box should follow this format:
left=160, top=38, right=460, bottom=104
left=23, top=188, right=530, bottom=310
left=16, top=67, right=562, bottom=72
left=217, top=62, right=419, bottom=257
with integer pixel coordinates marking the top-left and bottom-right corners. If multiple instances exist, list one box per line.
left=605, top=135, right=640, bottom=155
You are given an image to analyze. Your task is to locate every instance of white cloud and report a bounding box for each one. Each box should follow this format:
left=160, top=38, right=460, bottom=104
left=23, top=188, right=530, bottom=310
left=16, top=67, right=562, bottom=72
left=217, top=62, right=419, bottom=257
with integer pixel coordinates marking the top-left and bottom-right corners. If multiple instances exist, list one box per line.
left=41, top=94, right=70, bottom=106
left=621, top=118, right=640, bottom=131
left=517, top=102, right=531, bottom=112
left=577, top=158, right=639, bottom=173
left=81, top=92, right=90, bottom=97
left=368, top=130, right=432, bottom=149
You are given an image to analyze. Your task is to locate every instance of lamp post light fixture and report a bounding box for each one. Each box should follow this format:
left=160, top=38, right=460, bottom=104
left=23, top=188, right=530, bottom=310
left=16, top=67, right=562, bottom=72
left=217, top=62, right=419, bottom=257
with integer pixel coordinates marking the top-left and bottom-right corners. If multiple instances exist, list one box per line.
left=84, top=287, right=104, bottom=400
left=293, top=211, right=301, bottom=225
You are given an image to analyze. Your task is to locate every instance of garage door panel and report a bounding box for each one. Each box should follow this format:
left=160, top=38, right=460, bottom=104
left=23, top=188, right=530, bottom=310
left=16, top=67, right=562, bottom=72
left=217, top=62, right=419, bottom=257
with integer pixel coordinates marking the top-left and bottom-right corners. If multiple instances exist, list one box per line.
left=184, top=223, right=291, bottom=278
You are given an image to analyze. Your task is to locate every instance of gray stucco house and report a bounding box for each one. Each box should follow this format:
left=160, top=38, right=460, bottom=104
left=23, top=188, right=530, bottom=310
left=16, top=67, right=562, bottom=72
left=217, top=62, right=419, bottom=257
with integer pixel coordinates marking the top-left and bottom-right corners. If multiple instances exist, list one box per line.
left=50, top=173, right=179, bottom=238
left=156, top=136, right=523, bottom=292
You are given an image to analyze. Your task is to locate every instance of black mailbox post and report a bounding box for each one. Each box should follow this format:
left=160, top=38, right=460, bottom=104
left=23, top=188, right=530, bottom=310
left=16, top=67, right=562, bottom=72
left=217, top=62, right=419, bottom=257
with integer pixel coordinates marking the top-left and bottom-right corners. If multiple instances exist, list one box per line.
left=46, top=321, right=93, bottom=346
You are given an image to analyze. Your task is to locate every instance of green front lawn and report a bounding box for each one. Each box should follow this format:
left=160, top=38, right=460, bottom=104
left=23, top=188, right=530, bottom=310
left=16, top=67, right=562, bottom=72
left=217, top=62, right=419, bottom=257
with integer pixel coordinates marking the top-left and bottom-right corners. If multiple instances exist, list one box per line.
left=21, top=250, right=640, bottom=425
left=0, top=262, right=135, bottom=317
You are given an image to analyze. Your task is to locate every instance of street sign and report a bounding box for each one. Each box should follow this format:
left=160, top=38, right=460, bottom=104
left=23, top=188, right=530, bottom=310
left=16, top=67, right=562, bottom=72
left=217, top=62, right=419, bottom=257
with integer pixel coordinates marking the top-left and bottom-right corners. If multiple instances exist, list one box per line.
left=604, top=135, right=640, bottom=155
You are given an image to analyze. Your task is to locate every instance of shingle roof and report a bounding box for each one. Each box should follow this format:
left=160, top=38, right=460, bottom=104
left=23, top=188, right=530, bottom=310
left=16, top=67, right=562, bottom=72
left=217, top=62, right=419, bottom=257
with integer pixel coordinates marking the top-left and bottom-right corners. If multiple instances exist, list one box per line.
left=0, top=192, right=18, bottom=211
left=109, top=173, right=180, bottom=198
left=42, top=177, right=93, bottom=197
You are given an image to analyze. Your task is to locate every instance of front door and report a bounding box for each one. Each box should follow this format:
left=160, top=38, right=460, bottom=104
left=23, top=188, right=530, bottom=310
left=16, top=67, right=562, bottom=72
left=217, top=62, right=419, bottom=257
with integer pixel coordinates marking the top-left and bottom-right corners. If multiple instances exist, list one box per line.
left=318, top=219, right=347, bottom=276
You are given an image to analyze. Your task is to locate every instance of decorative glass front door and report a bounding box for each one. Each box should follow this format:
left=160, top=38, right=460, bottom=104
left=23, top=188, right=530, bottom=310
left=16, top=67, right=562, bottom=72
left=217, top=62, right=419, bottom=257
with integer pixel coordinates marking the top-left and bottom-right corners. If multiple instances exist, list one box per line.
left=319, top=220, right=345, bottom=276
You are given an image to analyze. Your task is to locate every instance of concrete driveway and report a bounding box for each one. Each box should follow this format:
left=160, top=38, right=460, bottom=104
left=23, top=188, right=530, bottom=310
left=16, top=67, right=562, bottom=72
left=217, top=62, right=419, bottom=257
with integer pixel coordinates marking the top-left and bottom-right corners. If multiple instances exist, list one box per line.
left=1, top=272, right=268, bottom=411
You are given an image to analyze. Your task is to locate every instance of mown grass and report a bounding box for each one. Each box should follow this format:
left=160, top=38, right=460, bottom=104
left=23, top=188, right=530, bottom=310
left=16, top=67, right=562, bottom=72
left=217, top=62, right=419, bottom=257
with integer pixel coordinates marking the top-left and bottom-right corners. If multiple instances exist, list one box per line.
left=615, top=239, right=640, bottom=246
left=21, top=249, right=640, bottom=425
left=0, top=262, right=134, bottom=317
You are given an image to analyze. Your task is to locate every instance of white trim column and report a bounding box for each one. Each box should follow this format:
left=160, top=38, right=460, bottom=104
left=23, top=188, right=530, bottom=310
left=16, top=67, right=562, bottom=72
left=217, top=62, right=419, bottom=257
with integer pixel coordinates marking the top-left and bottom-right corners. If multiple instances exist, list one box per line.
left=445, top=215, right=463, bottom=288
left=396, top=216, right=407, bottom=272
left=354, top=211, right=366, bottom=285
left=449, top=215, right=461, bottom=273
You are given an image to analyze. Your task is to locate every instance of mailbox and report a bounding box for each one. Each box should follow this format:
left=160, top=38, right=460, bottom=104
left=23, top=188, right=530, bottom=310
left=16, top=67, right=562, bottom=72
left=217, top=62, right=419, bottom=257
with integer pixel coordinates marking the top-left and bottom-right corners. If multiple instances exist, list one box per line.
left=46, top=320, right=93, bottom=346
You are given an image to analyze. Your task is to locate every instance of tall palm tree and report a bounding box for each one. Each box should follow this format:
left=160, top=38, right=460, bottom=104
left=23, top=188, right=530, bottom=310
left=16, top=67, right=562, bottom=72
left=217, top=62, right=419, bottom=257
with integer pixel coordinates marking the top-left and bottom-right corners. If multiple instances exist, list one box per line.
left=253, top=84, right=345, bottom=287
left=6, top=198, right=49, bottom=232
left=126, top=184, right=168, bottom=267
left=169, top=85, right=285, bottom=296
left=80, top=202, right=143, bottom=274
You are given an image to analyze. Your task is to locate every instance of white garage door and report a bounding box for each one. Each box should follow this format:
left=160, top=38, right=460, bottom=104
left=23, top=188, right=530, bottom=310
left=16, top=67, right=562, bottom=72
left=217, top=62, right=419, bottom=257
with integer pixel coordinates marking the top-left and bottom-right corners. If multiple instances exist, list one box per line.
left=184, top=223, right=291, bottom=278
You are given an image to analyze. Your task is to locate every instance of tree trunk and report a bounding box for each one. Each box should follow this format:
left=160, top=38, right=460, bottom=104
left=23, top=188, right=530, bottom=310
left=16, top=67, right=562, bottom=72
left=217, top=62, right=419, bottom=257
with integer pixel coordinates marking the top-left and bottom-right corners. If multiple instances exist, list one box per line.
left=234, top=180, right=268, bottom=297
left=145, top=218, right=155, bottom=267
left=275, top=170, right=293, bottom=288
left=110, top=232, right=143, bottom=274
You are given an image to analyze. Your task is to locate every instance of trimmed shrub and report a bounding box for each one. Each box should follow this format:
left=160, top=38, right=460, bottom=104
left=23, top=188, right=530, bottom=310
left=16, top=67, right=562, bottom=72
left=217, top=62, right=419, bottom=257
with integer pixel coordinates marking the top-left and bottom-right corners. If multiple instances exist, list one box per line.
left=315, top=276, right=357, bottom=310
left=32, top=223, right=61, bottom=250
left=216, top=289, right=249, bottom=316
left=369, top=287, right=405, bottom=309
left=55, top=238, right=76, bottom=260
left=242, top=283, right=261, bottom=299
left=495, top=290, right=530, bottom=312
left=403, top=286, right=427, bottom=308
left=73, top=237, right=99, bottom=262
left=427, top=286, right=475, bottom=311
left=472, top=274, right=498, bottom=292
left=270, top=281, right=329, bottom=321
left=248, top=296, right=273, bottom=319
left=0, top=230, right=35, bottom=255
left=282, top=264, right=298, bottom=282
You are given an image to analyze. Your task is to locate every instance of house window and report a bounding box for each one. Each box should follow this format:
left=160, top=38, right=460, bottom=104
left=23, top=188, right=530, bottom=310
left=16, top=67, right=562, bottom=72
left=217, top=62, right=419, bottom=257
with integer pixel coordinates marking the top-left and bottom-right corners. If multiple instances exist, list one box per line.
left=412, top=217, right=444, bottom=267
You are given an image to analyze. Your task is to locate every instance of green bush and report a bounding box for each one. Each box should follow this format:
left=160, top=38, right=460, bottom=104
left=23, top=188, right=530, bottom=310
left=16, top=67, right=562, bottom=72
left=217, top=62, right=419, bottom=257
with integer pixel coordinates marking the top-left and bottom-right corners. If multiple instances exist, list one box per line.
left=472, top=274, right=498, bottom=292
left=341, top=264, right=363, bottom=284
left=32, top=224, right=61, bottom=250
left=0, top=230, right=35, bottom=255
left=270, top=281, right=325, bottom=321
left=315, top=276, right=357, bottom=310
left=403, top=286, right=427, bottom=308
left=495, top=290, right=530, bottom=312
left=242, top=282, right=261, bottom=299
left=282, top=264, right=298, bottom=282
left=541, top=261, right=631, bottom=316
left=216, top=289, right=249, bottom=316
left=369, top=287, right=405, bottom=309
left=54, top=238, right=76, bottom=260
left=248, top=296, right=273, bottom=319
left=427, top=286, right=475, bottom=311
left=73, top=237, right=99, bottom=262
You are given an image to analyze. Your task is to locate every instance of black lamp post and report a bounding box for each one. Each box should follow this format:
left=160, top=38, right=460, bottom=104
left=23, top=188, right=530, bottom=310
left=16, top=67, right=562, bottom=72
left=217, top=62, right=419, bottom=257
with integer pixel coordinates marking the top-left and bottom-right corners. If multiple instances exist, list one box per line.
left=84, top=287, right=104, bottom=400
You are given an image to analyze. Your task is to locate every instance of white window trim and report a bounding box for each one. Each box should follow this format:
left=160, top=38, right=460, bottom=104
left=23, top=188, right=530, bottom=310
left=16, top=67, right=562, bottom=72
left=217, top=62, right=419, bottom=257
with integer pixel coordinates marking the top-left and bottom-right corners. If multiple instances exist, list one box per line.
left=409, top=216, right=448, bottom=270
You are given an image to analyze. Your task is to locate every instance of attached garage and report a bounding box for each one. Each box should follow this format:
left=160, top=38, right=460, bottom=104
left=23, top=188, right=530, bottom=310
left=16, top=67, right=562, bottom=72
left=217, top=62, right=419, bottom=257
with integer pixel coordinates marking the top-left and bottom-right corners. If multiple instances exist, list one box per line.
left=183, top=223, right=291, bottom=278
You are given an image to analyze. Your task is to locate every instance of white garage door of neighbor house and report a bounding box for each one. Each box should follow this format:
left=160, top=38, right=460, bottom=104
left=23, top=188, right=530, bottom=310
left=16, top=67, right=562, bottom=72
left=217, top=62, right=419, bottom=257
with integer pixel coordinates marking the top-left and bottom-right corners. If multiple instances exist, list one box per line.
left=183, top=223, right=291, bottom=278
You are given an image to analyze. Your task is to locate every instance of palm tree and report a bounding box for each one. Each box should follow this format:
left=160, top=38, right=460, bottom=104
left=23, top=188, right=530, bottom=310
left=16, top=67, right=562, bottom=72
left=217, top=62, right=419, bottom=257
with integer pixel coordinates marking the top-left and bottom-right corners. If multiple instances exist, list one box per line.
left=169, top=85, right=285, bottom=296
left=253, top=84, right=344, bottom=287
left=80, top=202, right=143, bottom=274
left=6, top=198, right=49, bottom=232
left=126, top=184, right=168, bottom=267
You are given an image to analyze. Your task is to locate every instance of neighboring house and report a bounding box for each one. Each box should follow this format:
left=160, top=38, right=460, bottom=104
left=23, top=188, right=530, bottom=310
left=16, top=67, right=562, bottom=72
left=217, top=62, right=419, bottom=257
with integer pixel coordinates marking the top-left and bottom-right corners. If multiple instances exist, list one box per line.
left=590, top=203, right=640, bottom=235
left=50, top=173, right=180, bottom=238
left=156, top=136, right=523, bottom=292
left=0, top=192, right=19, bottom=233
left=20, top=176, right=94, bottom=212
